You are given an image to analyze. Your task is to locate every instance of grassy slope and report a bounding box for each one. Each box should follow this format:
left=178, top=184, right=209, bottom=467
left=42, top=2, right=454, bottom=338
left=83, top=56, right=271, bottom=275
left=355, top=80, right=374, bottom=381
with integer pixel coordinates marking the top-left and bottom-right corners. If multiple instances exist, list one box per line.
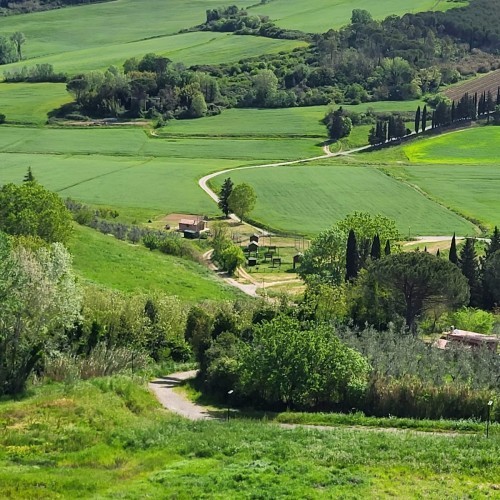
left=0, top=377, right=498, bottom=498
left=251, top=0, right=467, bottom=33
left=216, top=163, right=476, bottom=236
left=0, top=0, right=248, bottom=59
left=1, top=32, right=307, bottom=76
left=0, top=83, right=70, bottom=125
left=69, top=225, right=239, bottom=301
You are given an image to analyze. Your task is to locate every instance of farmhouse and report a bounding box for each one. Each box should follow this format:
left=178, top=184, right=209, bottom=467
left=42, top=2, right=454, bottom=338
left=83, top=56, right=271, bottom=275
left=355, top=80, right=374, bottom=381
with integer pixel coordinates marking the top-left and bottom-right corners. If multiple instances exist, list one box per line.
left=178, top=218, right=206, bottom=237
left=434, top=327, right=499, bottom=351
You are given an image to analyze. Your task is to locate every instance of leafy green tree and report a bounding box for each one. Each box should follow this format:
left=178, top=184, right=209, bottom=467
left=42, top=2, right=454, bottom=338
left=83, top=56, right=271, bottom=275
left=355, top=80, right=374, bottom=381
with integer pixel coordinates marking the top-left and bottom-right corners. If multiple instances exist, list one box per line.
left=0, top=235, right=81, bottom=395
left=368, top=251, right=469, bottom=333
left=448, top=307, right=494, bottom=334
left=220, top=244, right=245, bottom=275
left=325, top=107, right=352, bottom=140
left=252, top=69, right=278, bottom=105
left=345, top=229, right=359, bottom=281
left=239, top=316, right=370, bottom=409
left=299, top=226, right=347, bottom=286
left=218, top=178, right=233, bottom=217
left=449, top=233, right=458, bottom=264
left=188, top=92, right=207, bottom=118
left=0, top=182, right=73, bottom=243
left=10, top=32, right=25, bottom=60
left=184, top=305, right=214, bottom=363
left=227, top=183, right=256, bottom=222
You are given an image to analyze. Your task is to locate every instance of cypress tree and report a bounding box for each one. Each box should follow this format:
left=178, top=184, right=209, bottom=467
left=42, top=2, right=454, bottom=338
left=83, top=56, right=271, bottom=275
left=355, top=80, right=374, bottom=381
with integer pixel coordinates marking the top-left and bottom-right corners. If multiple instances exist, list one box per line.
left=449, top=233, right=458, bottom=264
left=23, top=167, right=34, bottom=183
left=497, top=87, right=500, bottom=106
left=218, top=177, right=234, bottom=217
left=371, top=234, right=381, bottom=260
left=384, top=239, right=391, bottom=256
left=424, top=246, right=428, bottom=253
left=451, top=101, right=456, bottom=123
left=486, top=226, right=500, bottom=258
left=431, top=111, right=436, bottom=129
left=421, top=105, right=427, bottom=131
left=345, top=229, right=359, bottom=281
left=415, top=106, right=421, bottom=134
left=459, top=238, right=481, bottom=306
left=436, top=248, right=441, bottom=258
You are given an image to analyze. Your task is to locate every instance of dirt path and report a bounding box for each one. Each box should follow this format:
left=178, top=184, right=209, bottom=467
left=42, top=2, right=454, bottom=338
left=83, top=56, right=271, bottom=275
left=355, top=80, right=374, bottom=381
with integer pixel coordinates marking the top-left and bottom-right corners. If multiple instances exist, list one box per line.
left=150, top=371, right=461, bottom=437
left=149, top=370, right=215, bottom=420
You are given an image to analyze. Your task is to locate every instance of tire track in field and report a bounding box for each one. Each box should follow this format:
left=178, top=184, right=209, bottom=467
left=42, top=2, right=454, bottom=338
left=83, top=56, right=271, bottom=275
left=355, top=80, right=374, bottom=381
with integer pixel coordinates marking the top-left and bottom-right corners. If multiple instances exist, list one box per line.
left=55, top=157, right=155, bottom=194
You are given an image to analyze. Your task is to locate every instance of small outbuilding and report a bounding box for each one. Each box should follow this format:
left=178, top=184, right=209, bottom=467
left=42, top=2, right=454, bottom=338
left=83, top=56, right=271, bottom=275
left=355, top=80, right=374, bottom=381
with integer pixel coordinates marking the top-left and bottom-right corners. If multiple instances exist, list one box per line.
left=247, top=241, right=259, bottom=253
left=250, top=234, right=260, bottom=243
left=434, top=327, right=499, bottom=351
left=178, top=218, right=206, bottom=236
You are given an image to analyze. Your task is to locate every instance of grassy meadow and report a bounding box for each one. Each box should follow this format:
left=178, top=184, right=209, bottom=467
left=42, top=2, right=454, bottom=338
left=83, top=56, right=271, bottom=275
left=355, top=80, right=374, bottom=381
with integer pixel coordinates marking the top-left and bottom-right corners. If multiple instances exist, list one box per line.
left=69, top=225, right=239, bottom=301
left=0, top=83, right=70, bottom=125
left=1, top=32, right=306, bottom=76
left=0, top=0, right=248, bottom=60
left=0, top=376, right=497, bottom=498
left=251, top=0, right=467, bottom=33
left=214, top=163, right=476, bottom=236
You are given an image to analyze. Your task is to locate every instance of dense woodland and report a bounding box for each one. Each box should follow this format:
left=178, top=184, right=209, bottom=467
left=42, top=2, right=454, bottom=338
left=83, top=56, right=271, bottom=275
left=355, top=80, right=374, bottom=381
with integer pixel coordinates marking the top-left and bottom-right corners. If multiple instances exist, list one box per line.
left=45, top=0, right=500, bottom=120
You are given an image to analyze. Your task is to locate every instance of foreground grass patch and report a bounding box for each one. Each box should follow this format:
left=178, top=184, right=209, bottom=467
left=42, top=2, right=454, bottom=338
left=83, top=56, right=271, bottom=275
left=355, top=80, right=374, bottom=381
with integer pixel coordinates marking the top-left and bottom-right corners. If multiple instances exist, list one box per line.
left=0, top=376, right=498, bottom=498
left=69, top=225, right=239, bottom=301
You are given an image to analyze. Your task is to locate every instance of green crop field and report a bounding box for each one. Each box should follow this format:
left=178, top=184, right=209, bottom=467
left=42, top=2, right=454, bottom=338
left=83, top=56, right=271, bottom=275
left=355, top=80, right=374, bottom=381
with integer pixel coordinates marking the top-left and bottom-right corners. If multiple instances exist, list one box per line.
left=214, top=163, right=476, bottom=236
left=160, top=101, right=424, bottom=139
left=404, top=126, right=500, bottom=164
left=250, top=0, right=467, bottom=34
left=0, top=0, right=248, bottom=60
left=69, top=225, right=239, bottom=301
left=0, top=83, right=70, bottom=125
left=0, top=377, right=497, bottom=498
left=1, top=32, right=306, bottom=76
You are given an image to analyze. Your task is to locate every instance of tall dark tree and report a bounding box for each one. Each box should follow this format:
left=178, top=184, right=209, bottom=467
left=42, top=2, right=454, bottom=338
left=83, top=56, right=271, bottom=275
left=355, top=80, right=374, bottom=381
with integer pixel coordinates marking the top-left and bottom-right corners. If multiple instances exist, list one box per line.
left=368, top=251, right=469, bottom=333
left=436, top=248, right=441, bottom=258
left=449, top=233, right=458, bottom=264
left=421, top=105, right=427, bottom=131
left=218, top=177, right=233, bottom=218
left=370, top=234, right=381, bottom=261
left=384, top=239, right=391, bottom=256
left=486, top=226, right=500, bottom=258
left=345, top=229, right=359, bottom=281
left=414, top=105, right=421, bottom=134
left=459, top=238, right=481, bottom=307
left=23, top=167, right=34, bottom=183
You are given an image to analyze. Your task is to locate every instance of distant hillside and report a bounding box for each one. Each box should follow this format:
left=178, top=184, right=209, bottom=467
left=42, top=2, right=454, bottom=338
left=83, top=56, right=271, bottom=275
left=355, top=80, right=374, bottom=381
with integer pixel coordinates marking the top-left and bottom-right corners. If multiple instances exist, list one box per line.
left=0, top=0, right=109, bottom=15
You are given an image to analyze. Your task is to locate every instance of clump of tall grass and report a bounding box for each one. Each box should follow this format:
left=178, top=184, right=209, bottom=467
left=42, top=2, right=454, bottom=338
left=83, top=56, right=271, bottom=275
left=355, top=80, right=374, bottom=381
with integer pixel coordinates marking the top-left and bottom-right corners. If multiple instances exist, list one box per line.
left=44, top=344, right=151, bottom=382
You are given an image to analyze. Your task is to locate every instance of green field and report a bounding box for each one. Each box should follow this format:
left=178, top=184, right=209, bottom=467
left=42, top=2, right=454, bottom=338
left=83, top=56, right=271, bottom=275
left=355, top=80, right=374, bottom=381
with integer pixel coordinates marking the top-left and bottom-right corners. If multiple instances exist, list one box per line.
left=0, top=0, right=247, bottom=60
left=0, top=377, right=497, bottom=498
left=69, top=225, right=238, bottom=300
left=0, top=83, right=70, bottom=125
left=251, top=0, right=467, bottom=33
left=160, top=101, right=424, bottom=139
left=404, top=126, right=500, bottom=164
left=1, top=32, right=306, bottom=76
left=214, top=163, right=476, bottom=236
